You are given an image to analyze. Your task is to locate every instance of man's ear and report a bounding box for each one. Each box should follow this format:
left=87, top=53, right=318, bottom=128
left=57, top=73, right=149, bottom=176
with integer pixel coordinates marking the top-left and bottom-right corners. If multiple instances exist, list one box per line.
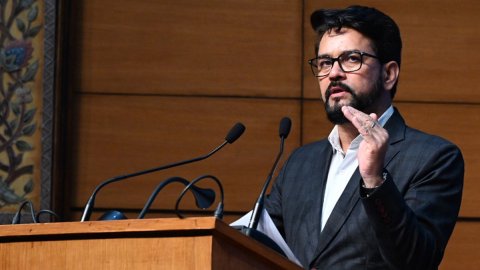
left=382, top=61, right=400, bottom=91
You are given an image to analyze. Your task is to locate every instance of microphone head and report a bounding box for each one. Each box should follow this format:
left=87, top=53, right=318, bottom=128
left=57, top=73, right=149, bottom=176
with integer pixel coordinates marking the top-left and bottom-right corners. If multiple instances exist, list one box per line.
left=190, top=186, right=216, bottom=209
left=225, top=122, right=246, bottom=144
left=279, top=117, right=292, bottom=139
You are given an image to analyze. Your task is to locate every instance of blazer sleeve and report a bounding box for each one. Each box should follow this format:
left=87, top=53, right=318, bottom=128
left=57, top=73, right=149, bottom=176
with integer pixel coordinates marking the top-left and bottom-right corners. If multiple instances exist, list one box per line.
left=360, top=141, right=464, bottom=270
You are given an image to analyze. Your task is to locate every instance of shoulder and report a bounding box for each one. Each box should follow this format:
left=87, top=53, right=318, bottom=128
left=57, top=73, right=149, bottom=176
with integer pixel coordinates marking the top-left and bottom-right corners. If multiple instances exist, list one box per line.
left=388, top=108, right=462, bottom=157
left=391, top=125, right=464, bottom=185
left=403, top=125, right=462, bottom=156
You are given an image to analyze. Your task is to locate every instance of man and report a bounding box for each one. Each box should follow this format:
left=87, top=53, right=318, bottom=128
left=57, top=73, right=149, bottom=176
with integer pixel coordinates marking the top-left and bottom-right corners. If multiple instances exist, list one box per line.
left=265, top=5, right=464, bottom=270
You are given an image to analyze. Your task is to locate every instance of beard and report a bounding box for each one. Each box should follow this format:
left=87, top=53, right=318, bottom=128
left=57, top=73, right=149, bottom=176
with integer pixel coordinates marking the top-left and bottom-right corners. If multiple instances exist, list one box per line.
left=324, top=78, right=384, bottom=125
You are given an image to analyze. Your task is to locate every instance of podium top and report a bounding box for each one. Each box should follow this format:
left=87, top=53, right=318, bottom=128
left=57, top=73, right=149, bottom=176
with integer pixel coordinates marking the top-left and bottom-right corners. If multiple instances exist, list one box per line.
left=0, top=217, right=219, bottom=239
left=0, top=217, right=302, bottom=270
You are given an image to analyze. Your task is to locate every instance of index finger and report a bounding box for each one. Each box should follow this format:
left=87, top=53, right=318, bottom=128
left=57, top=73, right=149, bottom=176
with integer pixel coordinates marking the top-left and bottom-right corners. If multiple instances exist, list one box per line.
left=341, top=106, right=379, bottom=135
left=341, top=106, right=369, bottom=128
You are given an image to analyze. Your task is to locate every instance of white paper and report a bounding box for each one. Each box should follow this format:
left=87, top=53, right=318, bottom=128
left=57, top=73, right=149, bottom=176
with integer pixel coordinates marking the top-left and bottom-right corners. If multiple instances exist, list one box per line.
left=230, top=209, right=302, bottom=266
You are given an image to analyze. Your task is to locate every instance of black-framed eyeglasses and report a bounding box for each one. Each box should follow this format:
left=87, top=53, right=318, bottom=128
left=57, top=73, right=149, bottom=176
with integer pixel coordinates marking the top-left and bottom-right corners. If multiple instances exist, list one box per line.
left=308, top=50, right=379, bottom=78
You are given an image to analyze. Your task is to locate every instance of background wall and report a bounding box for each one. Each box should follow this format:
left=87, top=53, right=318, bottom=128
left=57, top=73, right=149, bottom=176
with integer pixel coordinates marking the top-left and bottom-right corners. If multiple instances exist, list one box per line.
left=60, top=1, right=480, bottom=268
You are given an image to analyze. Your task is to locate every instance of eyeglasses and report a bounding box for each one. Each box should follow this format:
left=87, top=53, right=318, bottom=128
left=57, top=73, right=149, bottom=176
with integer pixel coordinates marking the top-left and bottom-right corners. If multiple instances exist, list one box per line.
left=308, top=50, right=379, bottom=78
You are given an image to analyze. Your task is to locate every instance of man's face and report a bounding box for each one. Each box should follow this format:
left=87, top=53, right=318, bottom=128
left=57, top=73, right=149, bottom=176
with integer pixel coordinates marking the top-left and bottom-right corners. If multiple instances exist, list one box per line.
left=317, top=28, right=384, bottom=124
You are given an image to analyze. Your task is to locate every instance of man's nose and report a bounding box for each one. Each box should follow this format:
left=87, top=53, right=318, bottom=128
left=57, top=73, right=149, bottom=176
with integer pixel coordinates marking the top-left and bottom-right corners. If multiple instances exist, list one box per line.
left=328, top=60, right=346, bottom=79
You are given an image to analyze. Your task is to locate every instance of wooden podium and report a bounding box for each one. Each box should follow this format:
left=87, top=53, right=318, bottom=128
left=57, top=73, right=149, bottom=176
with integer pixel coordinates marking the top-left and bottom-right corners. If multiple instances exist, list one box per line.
left=0, top=217, right=301, bottom=269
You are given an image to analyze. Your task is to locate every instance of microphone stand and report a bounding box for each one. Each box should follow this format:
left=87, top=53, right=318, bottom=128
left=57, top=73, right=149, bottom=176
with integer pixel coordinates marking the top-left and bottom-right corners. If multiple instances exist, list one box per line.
left=239, top=136, right=287, bottom=257
left=80, top=144, right=225, bottom=222
left=237, top=117, right=291, bottom=257
left=248, top=136, right=285, bottom=229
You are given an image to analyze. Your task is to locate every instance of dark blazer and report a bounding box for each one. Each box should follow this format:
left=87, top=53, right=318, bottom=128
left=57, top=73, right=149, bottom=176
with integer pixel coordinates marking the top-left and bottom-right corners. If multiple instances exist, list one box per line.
left=265, top=108, right=464, bottom=270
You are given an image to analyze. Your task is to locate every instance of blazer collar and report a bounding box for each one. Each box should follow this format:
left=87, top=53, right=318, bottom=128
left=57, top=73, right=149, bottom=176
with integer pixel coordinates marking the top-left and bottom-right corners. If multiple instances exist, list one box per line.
left=384, top=107, right=406, bottom=146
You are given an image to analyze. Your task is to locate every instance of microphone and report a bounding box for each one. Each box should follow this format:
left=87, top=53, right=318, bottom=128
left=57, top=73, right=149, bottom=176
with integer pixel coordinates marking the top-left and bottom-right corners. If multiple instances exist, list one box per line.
left=174, top=174, right=224, bottom=219
left=80, top=122, right=246, bottom=222
left=101, top=176, right=215, bottom=220
left=232, top=117, right=290, bottom=257
left=248, top=117, right=291, bottom=229
left=12, top=200, right=37, bottom=224
left=138, top=176, right=216, bottom=219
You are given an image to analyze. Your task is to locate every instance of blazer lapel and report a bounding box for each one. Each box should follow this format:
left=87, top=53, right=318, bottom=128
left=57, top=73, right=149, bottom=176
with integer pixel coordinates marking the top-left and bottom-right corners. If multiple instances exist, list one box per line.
left=312, top=168, right=362, bottom=259
left=383, top=108, right=406, bottom=165
left=302, top=143, right=334, bottom=263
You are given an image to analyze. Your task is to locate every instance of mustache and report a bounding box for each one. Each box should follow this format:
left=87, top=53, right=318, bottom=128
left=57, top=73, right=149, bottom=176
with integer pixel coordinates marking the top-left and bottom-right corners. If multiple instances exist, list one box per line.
left=325, top=81, right=354, bottom=100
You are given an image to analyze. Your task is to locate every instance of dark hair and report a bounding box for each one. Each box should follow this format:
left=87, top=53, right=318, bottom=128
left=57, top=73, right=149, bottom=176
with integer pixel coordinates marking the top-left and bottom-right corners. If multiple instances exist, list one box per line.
left=311, top=5, right=402, bottom=98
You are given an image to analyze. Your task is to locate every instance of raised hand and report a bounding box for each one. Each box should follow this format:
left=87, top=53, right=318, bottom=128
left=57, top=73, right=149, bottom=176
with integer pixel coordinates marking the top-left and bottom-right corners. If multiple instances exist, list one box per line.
left=341, top=105, right=389, bottom=188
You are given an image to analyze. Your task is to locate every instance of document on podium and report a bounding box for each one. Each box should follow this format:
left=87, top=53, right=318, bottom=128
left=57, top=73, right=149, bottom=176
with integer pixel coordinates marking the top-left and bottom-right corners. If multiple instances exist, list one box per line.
left=230, top=209, right=302, bottom=266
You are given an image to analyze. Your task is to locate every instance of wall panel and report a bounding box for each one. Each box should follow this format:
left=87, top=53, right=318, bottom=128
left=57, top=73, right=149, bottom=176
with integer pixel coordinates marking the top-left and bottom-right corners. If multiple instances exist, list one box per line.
left=440, top=221, right=480, bottom=269
left=69, top=94, right=301, bottom=214
left=303, top=0, right=480, bottom=103
left=69, top=0, right=302, bottom=98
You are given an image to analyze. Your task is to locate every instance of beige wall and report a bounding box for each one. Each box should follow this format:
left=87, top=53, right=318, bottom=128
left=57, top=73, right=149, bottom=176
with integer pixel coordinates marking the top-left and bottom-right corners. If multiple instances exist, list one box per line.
left=62, top=1, right=480, bottom=268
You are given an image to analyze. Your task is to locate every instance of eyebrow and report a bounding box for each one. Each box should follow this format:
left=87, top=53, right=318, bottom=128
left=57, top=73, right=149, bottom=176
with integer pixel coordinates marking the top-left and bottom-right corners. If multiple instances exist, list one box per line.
left=317, top=53, right=332, bottom=58
left=317, top=50, right=360, bottom=58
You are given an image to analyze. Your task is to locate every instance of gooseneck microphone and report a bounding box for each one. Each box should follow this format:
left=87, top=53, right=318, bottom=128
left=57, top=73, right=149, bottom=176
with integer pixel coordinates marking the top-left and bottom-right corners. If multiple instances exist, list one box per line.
left=138, top=176, right=215, bottom=219
left=174, top=174, right=224, bottom=219
left=12, top=200, right=37, bottom=224
left=248, top=117, right=291, bottom=229
left=80, top=122, right=246, bottom=222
